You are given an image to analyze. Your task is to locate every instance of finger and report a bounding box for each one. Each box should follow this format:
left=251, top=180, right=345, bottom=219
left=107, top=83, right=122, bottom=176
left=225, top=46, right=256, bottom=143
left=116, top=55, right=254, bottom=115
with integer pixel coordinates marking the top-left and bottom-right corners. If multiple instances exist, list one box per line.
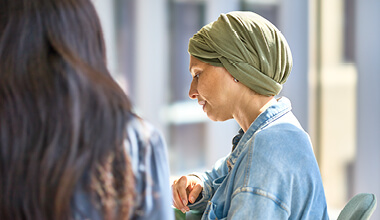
left=188, top=183, right=203, bottom=203
left=175, top=191, right=189, bottom=213
left=171, top=181, right=184, bottom=210
left=171, top=176, right=189, bottom=211
left=172, top=194, right=181, bottom=209
left=177, top=176, right=189, bottom=206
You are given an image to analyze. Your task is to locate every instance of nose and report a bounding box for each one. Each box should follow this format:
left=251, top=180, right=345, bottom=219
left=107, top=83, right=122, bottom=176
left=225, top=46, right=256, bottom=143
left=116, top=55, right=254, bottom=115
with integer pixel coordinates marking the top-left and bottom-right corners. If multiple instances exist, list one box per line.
left=188, top=80, right=198, bottom=99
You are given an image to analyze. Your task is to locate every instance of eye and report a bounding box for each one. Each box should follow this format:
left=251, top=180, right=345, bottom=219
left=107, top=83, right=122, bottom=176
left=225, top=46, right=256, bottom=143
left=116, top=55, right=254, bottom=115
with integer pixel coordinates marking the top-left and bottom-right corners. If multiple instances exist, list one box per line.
left=193, top=73, right=200, bottom=79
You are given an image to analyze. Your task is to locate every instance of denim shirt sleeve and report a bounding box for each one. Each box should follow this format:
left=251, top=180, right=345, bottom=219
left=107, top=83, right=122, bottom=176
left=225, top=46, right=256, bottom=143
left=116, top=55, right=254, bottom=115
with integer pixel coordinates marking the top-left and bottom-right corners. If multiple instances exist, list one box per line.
left=187, top=156, right=230, bottom=212
left=126, top=117, right=174, bottom=220
left=71, top=117, right=174, bottom=220
left=227, top=190, right=289, bottom=219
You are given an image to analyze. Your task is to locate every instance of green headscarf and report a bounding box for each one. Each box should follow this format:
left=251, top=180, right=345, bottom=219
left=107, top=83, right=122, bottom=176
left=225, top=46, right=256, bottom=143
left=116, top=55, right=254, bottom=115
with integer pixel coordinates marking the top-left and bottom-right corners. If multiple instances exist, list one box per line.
left=188, top=11, right=293, bottom=96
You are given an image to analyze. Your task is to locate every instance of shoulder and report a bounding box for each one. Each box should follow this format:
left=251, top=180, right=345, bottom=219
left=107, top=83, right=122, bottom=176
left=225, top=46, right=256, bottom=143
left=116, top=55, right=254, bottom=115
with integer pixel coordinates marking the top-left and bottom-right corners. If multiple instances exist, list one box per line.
left=245, top=119, right=315, bottom=171
left=253, top=110, right=311, bottom=151
left=255, top=122, right=311, bottom=149
left=125, top=115, right=166, bottom=152
left=124, top=115, right=168, bottom=176
left=124, top=115, right=173, bottom=220
left=126, top=115, right=162, bottom=141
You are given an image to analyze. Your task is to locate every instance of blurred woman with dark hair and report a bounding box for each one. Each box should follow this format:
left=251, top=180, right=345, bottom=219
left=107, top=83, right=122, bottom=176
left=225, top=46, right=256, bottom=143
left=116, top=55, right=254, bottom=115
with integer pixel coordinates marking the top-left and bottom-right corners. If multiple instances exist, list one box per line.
left=0, top=0, right=173, bottom=219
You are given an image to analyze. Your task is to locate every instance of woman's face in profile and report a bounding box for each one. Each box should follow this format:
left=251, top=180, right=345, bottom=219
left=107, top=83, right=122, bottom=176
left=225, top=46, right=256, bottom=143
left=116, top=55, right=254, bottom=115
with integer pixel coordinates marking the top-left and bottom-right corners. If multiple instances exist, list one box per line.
left=188, top=56, right=237, bottom=121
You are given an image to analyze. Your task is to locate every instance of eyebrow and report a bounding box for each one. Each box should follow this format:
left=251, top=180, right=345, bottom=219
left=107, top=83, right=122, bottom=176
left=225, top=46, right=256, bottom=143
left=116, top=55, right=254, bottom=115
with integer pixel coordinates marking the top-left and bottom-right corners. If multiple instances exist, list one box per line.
left=189, top=63, right=194, bottom=73
left=189, top=62, right=201, bottom=74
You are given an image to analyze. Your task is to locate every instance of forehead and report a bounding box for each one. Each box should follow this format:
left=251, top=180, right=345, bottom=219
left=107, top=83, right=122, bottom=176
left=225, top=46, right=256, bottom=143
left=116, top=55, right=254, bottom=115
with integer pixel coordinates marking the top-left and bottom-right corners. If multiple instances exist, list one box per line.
left=189, top=56, right=208, bottom=72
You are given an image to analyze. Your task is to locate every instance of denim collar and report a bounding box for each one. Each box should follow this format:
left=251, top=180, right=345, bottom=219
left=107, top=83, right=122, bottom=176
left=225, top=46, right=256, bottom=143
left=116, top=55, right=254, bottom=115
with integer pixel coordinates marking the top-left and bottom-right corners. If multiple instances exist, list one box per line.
left=227, top=97, right=292, bottom=171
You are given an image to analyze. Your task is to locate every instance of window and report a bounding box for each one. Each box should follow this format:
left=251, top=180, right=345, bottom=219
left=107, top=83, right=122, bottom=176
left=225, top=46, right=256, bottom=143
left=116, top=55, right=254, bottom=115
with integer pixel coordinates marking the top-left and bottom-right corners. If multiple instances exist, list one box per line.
left=169, top=0, right=205, bottom=102
left=114, top=0, right=137, bottom=101
left=168, top=0, right=209, bottom=175
left=343, top=0, right=356, bottom=62
left=241, top=0, right=279, bottom=27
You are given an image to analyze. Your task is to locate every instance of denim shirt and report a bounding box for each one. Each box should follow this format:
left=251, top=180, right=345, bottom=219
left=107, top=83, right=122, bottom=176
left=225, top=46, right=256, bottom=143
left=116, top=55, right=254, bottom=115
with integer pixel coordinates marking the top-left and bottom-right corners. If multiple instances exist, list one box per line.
left=72, top=116, right=174, bottom=220
left=188, top=97, right=329, bottom=220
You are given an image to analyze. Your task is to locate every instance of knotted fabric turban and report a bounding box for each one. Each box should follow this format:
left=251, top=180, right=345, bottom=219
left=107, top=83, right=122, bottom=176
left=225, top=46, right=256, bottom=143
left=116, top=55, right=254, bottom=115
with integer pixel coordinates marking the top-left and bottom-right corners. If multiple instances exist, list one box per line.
left=188, top=11, right=293, bottom=96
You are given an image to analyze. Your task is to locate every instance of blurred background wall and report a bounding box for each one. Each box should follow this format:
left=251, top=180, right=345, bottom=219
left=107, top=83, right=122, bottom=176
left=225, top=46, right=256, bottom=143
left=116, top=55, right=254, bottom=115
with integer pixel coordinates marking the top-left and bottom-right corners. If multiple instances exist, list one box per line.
left=92, top=0, right=380, bottom=218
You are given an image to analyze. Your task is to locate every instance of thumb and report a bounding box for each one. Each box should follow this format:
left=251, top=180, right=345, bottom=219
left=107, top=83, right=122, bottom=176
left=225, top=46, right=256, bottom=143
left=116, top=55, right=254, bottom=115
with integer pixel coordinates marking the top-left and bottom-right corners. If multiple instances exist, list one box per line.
left=188, top=183, right=203, bottom=203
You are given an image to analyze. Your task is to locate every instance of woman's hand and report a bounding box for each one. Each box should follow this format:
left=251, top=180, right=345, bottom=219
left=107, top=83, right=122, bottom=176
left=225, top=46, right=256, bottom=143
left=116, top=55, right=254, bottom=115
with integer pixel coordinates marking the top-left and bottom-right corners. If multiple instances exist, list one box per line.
left=171, top=175, right=203, bottom=213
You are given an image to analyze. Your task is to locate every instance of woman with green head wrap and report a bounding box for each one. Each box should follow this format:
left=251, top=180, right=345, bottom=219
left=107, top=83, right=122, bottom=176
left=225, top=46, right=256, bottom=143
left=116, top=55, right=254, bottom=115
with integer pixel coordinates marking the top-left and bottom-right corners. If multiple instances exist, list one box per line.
left=171, top=11, right=329, bottom=219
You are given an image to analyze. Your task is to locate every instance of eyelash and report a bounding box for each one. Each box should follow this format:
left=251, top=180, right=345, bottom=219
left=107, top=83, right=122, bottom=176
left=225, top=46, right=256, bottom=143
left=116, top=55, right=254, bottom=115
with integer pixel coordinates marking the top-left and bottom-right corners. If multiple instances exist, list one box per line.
left=194, top=73, right=200, bottom=79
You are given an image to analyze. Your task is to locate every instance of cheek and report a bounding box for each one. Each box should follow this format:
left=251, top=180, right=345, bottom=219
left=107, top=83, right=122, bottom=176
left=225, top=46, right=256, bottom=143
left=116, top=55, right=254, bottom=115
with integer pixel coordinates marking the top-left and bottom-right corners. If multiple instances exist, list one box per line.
left=197, top=71, right=229, bottom=100
left=197, top=81, right=215, bottom=98
left=199, top=81, right=225, bottom=102
left=197, top=83, right=207, bottom=94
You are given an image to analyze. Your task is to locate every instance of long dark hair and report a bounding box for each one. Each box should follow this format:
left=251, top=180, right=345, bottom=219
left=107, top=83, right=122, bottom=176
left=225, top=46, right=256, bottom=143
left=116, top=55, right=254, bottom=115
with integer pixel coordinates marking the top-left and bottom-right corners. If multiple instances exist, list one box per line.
left=0, top=0, right=134, bottom=219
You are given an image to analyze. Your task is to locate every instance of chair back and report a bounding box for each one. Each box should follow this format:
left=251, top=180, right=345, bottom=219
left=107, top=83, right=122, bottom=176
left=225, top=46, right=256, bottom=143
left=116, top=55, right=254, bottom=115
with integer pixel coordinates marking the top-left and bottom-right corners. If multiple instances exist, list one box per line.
left=337, top=193, right=377, bottom=220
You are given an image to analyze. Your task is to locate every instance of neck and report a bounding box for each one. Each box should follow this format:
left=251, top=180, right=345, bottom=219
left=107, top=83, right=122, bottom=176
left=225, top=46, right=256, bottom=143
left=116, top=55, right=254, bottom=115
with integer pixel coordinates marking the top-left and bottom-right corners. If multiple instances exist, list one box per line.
left=233, top=94, right=276, bottom=132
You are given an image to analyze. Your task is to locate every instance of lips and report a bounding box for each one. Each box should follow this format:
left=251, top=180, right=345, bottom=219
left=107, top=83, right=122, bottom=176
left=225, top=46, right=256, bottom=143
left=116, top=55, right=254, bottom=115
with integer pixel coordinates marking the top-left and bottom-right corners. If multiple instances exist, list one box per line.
left=198, top=100, right=206, bottom=111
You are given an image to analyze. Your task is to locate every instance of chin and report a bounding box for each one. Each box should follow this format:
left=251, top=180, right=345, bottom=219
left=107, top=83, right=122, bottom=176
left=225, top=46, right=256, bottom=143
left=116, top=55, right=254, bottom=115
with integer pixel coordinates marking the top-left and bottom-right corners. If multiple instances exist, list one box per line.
left=207, top=113, right=232, bottom=122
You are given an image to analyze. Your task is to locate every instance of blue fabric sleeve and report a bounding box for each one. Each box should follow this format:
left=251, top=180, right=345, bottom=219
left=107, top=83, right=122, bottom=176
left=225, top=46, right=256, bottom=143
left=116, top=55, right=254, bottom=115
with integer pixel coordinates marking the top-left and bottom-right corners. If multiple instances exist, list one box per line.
left=129, top=119, right=174, bottom=220
left=227, top=190, right=289, bottom=219
left=145, top=128, right=174, bottom=220
left=187, top=156, right=229, bottom=212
